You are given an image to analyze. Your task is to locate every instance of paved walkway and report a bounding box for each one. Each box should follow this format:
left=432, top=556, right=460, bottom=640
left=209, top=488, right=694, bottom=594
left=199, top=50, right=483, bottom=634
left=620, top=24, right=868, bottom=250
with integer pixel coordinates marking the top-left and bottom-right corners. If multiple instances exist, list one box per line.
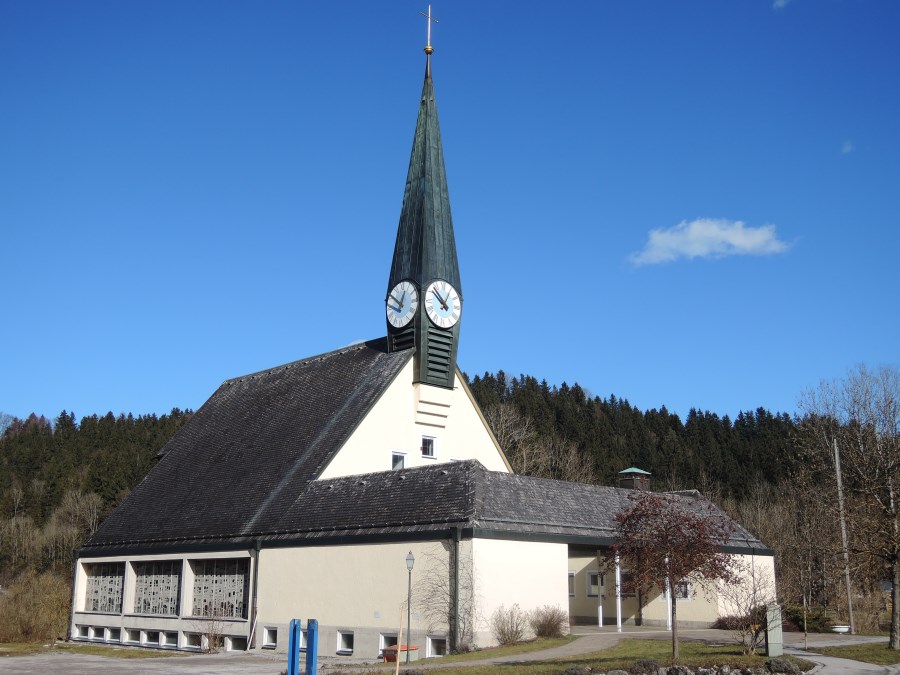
left=2, top=628, right=897, bottom=674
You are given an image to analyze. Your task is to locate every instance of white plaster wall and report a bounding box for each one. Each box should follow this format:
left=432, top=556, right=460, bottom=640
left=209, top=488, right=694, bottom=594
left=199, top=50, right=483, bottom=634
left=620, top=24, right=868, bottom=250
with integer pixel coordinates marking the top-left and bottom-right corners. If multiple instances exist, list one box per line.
left=318, top=361, right=510, bottom=479
left=257, top=541, right=451, bottom=628
left=717, top=553, right=778, bottom=618
left=471, top=538, right=569, bottom=644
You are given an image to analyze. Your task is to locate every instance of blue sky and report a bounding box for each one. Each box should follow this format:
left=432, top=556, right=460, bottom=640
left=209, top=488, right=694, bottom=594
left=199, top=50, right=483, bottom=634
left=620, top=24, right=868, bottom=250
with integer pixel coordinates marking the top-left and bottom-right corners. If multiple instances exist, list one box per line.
left=2, top=1, right=898, bottom=423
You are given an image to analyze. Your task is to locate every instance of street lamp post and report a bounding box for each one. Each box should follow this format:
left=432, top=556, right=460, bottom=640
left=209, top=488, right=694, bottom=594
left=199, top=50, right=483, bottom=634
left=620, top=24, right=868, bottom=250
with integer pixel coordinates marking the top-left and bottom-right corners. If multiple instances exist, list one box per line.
left=406, top=551, right=415, bottom=664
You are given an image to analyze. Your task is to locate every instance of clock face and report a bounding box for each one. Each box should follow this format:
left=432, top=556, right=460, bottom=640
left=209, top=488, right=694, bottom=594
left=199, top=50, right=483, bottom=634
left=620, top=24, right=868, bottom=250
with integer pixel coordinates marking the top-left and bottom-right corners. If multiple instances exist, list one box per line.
left=424, top=280, right=461, bottom=328
left=386, top=280, right=419, bottom=328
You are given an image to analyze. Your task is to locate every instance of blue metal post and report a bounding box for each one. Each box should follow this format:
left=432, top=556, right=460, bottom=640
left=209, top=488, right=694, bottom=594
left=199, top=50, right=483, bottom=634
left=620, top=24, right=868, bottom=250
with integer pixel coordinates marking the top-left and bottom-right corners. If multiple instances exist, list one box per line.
left=286, top=619, right=302, bottom=675
left=305, top=619, right=318, bottom=675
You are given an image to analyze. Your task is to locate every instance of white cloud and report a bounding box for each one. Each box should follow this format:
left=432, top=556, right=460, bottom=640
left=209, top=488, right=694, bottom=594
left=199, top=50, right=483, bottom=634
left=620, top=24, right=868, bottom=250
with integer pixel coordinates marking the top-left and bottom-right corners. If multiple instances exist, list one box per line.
left=773, top=0, right=792, bottom=9
left=841, top=140, right=855, bottom=155
left=629, top=218, right=790, bottom=266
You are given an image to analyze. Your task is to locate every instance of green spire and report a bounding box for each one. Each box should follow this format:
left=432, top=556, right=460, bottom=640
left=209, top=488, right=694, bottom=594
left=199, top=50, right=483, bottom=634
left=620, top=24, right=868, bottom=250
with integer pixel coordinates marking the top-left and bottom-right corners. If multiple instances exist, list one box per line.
left=386, top=53, right=462, bottom=389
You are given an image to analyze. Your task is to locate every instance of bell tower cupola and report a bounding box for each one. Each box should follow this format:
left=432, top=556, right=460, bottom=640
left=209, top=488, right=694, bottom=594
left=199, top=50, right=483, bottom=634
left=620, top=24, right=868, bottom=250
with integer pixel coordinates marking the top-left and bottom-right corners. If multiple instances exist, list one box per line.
left=385, top=9, right=462, bottom=389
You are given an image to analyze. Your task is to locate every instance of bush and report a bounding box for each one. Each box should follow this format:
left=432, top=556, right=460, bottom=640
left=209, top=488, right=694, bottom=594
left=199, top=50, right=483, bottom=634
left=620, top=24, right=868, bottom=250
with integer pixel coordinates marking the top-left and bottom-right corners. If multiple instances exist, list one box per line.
left=781, top=604, right=834, bottom=633
left=0, top=570, right=71, bottom=642
left=528, top=604, right=568, bottom=638
left=489, top=603, right=529, bottom=645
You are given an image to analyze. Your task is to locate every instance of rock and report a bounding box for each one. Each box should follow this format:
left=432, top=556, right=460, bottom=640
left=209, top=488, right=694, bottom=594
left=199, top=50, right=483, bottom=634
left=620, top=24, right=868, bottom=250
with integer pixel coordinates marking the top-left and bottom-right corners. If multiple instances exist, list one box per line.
left=665, top=667, right=694, bottom=675
left=561, top=667, right=591, bottom=675
left=765, top=658, right=799, bottom=674
left=631, top=659, right=660, bottom=675
left=608, top=670, right=629, bottom=675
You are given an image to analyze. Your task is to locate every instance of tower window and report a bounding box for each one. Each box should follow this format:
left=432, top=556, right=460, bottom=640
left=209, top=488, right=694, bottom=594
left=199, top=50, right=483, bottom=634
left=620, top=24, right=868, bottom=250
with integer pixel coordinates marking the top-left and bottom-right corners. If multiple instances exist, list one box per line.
left=421, top=437, right=435, bottom=458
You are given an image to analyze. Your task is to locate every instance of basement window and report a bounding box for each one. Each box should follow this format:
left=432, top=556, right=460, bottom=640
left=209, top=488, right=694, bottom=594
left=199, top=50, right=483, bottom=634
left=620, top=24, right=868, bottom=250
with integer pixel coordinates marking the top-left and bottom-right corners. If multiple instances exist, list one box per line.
left=421, top=436, right=435, bottom=458
left=379, top=632, right=398, bottom=657
left=427, top=636, right=448, bottom=657
left=336, top=630, right=354, bottom=655
left=263, top=627, right=278, bottom=649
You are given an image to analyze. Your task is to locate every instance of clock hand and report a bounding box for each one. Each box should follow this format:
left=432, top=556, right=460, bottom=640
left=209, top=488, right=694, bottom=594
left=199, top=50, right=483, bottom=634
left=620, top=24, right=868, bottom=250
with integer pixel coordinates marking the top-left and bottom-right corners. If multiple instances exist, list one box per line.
left=435, top=289, right=449, bottom=311
left=390, top=293, right=404, bottom=307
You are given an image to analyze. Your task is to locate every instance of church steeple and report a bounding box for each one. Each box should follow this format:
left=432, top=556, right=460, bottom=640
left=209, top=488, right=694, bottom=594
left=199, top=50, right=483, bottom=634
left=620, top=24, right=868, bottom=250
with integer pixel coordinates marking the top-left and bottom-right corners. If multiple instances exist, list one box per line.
left=385, top=25, right=462, bottom=389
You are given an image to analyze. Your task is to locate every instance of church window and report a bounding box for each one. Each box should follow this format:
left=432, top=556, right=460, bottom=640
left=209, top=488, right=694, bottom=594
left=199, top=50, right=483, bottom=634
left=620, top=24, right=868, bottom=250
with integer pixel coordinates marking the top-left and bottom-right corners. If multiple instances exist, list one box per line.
left=337, top=630, right=354, bottom=655
left=84, top=562, right=124, bottom=613
left=587, top=571, right=602, bottom=597
left=392, top=452, right=406, bottom=470
left=133, top=560, right=181, bottom=616
left=568, top=571, right=575, bottom=597
left=421, top=436, right=435, bottom=458
left=190, top=558, right=250, bottom=619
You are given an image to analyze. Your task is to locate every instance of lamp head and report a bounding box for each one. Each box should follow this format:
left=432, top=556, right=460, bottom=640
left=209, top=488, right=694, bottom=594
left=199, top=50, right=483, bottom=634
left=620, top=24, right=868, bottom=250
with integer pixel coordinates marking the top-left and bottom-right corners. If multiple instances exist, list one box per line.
left=406, top=551, right=415, bottom=571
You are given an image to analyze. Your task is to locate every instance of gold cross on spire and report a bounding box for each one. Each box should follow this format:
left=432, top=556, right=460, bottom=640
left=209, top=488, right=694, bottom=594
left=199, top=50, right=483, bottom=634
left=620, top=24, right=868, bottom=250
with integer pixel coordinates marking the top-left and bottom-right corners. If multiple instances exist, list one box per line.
left=420, top=4, right=438, bottom=55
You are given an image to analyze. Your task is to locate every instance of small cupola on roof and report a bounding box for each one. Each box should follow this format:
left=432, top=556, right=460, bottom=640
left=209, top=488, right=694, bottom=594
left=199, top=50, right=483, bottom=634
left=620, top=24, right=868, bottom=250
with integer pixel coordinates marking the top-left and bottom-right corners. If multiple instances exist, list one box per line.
left=385, top=7, right=462, bottom=390
left=618, top=467, right=651, bottom=491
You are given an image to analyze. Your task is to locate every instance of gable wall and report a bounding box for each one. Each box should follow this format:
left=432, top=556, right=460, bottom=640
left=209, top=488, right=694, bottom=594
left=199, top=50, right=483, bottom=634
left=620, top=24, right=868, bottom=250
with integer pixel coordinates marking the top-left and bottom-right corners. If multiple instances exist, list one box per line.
left=319, top=360, right=509, bottom=479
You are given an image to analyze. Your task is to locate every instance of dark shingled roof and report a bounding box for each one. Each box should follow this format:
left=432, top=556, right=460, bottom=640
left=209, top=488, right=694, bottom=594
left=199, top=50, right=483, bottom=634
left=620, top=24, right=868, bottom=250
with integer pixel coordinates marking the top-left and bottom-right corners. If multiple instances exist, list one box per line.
left=83, top=455, right=768, bottom=555
left=85, top=338, right=412, bottom=551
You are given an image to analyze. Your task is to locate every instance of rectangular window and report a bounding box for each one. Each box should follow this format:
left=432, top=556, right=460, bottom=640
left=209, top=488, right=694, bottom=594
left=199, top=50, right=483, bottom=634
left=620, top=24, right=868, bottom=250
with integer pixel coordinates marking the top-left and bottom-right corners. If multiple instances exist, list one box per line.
left=133, top=561, right=181, bottom=616
left=190, top=558, right=250, bottom=619
left=163, top=631, right=178, bottom=647
left=107, top=627, right=121, bottom=642
left=568, top=571, right=575, bottom=597
left=587, top=571, right=601, bottom=597
left=421, top=436, right=435, bottom=458
left=620, top=572, right=636, bottom=598
left=379, top=632, right=398, bottom=657
left=263, top=627, right=278, bottom=649
left=392, top=452, right=405, bottom=470
left=185, top=633, right=202, bottom=649
left=126, top=629, right=141, bottom=643
left=674, top=580, right=691, bottom=600
left=227, top=636, right=248, bottom=651
left=85, top=562, right=125, bottom=613
left=337, top=630, right=354, bottom=655
left=427, top=636, right=448, bottom=657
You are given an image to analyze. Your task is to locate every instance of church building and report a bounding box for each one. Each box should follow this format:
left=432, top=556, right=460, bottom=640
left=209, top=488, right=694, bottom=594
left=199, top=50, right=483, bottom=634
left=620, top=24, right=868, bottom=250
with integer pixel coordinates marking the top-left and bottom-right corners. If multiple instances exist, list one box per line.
left=70, top=30, right=774, bottom=659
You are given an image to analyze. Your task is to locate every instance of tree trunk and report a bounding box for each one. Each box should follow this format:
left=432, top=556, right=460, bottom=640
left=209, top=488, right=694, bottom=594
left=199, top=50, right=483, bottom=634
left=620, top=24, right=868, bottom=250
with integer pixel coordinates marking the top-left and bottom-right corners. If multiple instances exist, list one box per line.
left=891, top=559, right=900, bottom=650
left=672, top=593, right=679, bottom=661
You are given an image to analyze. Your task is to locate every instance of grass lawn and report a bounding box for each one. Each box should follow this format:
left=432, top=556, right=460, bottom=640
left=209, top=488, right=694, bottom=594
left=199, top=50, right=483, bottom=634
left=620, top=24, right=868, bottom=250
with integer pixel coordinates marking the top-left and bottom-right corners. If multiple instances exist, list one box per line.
left=413, top=638, right=813, bottom=675
left=816, top=642, right=900, bottom=666
left=0, top=641, right=185, bottom=659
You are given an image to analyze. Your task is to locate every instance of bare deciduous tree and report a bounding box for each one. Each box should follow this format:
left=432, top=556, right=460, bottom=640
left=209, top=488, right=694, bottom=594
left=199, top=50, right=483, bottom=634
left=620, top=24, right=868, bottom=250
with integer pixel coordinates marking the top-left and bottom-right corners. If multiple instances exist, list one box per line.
left=799, top=364, right=900, bottom=649
left=415, top=544, right=480, bottom=651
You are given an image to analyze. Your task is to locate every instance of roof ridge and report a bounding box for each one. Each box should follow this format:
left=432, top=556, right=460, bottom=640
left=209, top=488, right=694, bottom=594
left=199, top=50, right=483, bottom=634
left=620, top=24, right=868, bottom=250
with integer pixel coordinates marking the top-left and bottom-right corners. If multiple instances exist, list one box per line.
left=221, top=337, right=389, bottom=386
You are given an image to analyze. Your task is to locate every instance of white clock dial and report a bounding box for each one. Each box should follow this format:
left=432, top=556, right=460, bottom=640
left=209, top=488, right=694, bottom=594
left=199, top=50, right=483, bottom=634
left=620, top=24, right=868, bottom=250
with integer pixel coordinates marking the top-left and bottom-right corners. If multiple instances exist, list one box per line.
left=424, top=280, right=461, bottom=328
left=386, top=280, right=419, bottom=328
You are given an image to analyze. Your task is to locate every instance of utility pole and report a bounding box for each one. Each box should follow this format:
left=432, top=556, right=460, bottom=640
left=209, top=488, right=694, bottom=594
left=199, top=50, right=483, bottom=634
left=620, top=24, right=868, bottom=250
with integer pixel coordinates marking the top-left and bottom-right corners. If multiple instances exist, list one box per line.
left=833, top=437, right=855, bottom=634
